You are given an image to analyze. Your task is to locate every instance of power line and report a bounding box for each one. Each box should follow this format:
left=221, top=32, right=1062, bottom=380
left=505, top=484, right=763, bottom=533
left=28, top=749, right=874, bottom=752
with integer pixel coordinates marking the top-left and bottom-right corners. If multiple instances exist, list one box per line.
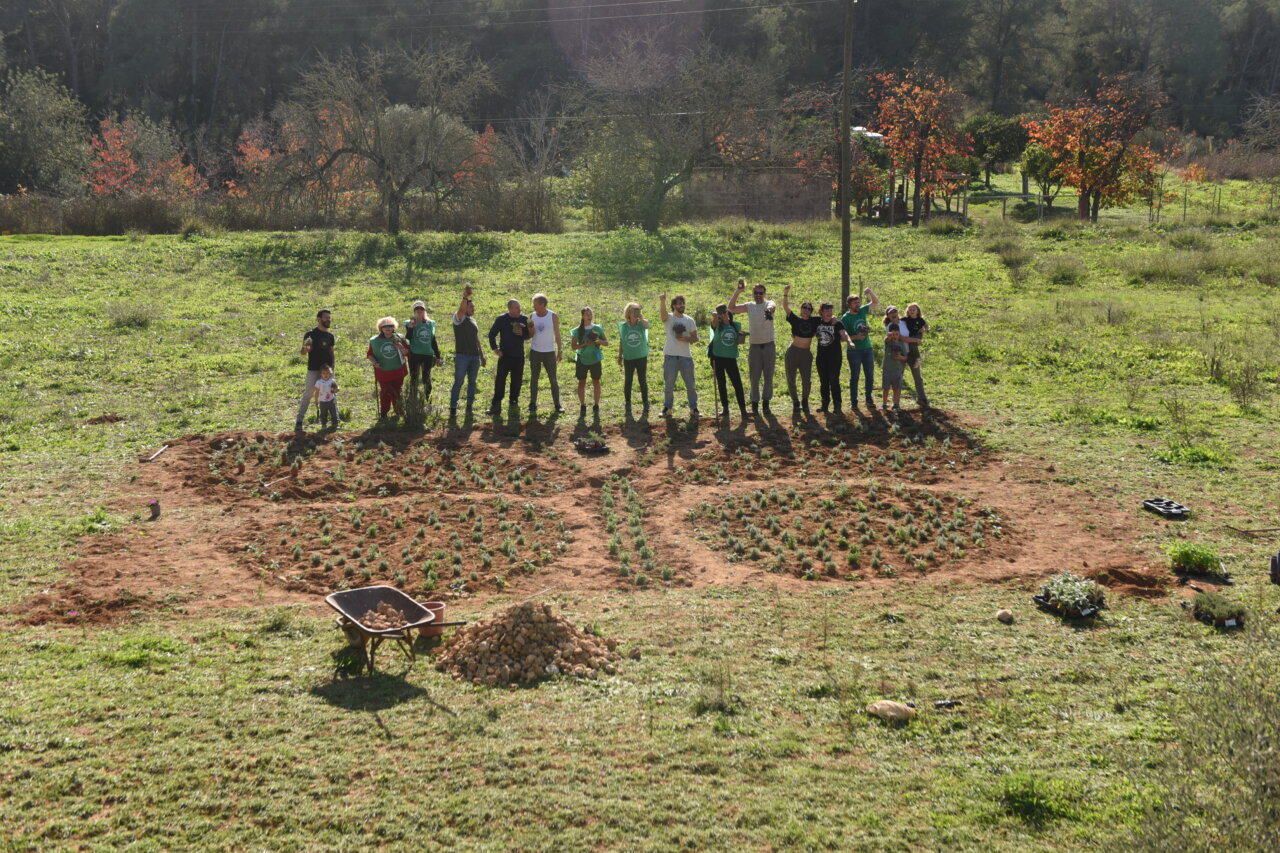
left=104, top=0, right=838, bottom=38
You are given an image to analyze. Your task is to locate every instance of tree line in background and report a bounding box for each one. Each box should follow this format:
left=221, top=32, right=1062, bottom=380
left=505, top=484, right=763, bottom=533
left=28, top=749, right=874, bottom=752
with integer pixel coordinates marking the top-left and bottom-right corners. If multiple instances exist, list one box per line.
left=2, top=0, right=1280, bottom=233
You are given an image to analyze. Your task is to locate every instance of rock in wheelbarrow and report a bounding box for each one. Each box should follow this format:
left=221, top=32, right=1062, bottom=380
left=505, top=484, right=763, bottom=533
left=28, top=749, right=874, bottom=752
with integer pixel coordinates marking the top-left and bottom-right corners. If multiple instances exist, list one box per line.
left=867, top=700, right=917, bottom=723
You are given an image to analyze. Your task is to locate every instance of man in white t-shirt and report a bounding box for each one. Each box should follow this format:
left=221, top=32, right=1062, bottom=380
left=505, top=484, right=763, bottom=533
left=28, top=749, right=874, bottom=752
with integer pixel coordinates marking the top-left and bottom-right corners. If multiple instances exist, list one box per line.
left=659, top=293, right=699, bottom=418
left=728, top=278, right=776, bottom=416
left=527, top=293, right=563, bottom=415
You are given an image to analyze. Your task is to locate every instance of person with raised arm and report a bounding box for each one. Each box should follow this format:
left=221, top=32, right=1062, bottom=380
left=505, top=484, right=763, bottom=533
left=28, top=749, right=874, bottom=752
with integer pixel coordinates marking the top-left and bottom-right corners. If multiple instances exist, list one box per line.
left=616, top=302, right=651, bottom=418
left=728, top=278, right=776, bottom=417
left=840, top=287, right=880, bottom=412
left=486, top=298, right=529, bottom=417
left=448, top=285, right=486, bottom=418
left=782, top=285, right=818, bottom=418
left=658, top=293, right=699, bottom=419
left=526, top=293, right=563, bottom=415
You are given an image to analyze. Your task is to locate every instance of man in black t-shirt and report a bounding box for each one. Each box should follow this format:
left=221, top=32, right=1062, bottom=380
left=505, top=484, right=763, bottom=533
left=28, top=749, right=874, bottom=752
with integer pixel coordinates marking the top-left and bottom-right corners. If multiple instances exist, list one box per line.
left=296, top=309, right=335, bottom=431
left=486, top=299, right=530, bottom=416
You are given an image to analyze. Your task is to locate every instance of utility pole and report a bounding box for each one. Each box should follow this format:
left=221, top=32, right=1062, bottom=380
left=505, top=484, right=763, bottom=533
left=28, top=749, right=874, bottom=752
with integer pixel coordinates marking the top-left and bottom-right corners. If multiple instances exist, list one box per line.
left=839, top=0, right=855, bottom=304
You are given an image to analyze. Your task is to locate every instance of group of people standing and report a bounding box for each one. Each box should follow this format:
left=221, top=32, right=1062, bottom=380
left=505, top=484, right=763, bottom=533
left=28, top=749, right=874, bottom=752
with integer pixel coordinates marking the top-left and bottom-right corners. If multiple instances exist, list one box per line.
left=293, top=281, right=930, bottom=430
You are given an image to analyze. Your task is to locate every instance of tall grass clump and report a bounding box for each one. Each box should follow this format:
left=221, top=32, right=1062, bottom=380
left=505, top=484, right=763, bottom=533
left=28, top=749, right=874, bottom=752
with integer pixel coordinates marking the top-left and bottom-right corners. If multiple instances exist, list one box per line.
left=1127, top=620, right=1280, bottom=848
left=105, top=300, right=162, bottom=329
left=1040, top=254, right=1087, bottom=285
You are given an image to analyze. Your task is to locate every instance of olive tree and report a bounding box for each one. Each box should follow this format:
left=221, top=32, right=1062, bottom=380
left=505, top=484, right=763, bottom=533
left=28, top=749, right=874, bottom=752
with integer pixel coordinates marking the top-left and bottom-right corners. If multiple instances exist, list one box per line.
left=0, top=68, right=90, bottom=195
left=280, top=49, right=493, bottom=234
left=573, top=40, right=776, bottom=232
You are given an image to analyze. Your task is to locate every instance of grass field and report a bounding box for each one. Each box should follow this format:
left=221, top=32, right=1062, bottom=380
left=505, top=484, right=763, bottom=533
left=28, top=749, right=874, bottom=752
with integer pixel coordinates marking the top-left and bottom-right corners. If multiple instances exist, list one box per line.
left=2, top=203, right=1279, bottom=849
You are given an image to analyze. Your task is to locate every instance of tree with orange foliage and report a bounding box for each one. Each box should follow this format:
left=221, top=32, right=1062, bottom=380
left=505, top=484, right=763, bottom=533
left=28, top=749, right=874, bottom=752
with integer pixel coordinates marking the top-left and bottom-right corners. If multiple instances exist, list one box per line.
left=1023, top=77, right=1165, bottom=222
left=872, top=70, right=970, bottom=227
left=778, top=86, right=887, bottom=218
left=86, top=117, right=205, bottom=200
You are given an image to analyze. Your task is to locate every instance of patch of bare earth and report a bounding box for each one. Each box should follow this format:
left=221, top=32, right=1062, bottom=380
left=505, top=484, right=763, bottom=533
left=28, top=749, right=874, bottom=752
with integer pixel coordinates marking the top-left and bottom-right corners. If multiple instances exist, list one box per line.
left=20, top=410, right=1166, bottom=625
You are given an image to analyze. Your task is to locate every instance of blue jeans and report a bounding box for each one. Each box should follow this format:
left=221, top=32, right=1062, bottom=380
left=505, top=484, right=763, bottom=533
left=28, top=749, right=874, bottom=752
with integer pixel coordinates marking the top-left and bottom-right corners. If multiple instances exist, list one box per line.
left=663, top=355, right=698, bottom=412
left=450, top=354, right=481, bottom=409
left=847, top=346, right=875, bottom=404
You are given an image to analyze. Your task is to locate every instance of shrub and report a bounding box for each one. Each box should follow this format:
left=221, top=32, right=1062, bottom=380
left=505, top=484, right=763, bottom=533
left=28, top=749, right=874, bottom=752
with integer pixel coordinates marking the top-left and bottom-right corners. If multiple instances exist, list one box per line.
left=924, top=217, right=967, bottom=236
left=1167, top=541, right=1223, bottom=575
left=1040, top=254, right=1087, bottom=285
left=1156, top=444, right=1230, bottom=468
left=105, top=300, right=162, bottom=329
left=1167, top=229, right=1211, bottom=250
left=1127, top=620, right=1280, bottom=848
left=999, top=773, right=1077, bottom=826
left=996, top=243, right=1033, bottom=269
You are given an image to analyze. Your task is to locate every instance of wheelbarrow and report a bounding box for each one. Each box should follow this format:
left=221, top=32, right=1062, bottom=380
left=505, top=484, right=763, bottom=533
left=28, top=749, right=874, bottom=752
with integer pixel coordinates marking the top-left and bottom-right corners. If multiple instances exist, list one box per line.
left=324, top=585, right=466, bottom=674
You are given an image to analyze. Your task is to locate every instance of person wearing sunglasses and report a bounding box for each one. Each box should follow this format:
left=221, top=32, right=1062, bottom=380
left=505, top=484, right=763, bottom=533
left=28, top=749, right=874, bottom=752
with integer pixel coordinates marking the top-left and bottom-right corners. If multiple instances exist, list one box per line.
left=728, top=278, right=776, bottom=416
left=366, top=317, right=409, bottom=423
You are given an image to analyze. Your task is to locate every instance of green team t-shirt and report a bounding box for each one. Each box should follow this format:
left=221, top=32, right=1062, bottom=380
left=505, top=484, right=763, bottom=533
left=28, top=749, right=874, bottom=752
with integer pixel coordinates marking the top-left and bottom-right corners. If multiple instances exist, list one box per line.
left=406, top=319, right=436, bottom=355
left=710, top=320, right=742, bottom=359
left=617, top=321, right=649, bottom=360
left=840, top=307, right=873, bottom=351
left=368, top=335, right=405, bottom=370
left=573, top=324, right=605, bottom=365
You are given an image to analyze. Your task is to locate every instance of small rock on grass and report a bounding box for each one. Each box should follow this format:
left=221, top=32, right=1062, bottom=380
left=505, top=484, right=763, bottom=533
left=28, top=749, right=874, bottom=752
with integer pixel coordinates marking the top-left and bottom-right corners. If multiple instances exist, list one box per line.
left=996, top=609, right=1014, bottom=624
left=867, top=700, right=917, bottom=723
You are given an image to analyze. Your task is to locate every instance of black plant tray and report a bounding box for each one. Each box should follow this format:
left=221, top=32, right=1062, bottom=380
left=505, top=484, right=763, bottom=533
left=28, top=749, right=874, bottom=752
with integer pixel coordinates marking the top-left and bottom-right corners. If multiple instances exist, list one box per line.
left=573, top=438, right=608, bottom=454
left=1173, top=562, right=1233, bottom=585
left=1270, top=552, right=1280, bottom=585
left=1033, top=593, right=1103, bottom=619
left=1143, top=498, right=1190, bottom=519
left=1190, top=607, right=1245, bottom=629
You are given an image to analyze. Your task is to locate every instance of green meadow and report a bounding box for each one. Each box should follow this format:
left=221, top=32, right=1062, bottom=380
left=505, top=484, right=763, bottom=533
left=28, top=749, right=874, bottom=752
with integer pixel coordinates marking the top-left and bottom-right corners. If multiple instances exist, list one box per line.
left=2, top=198, right=1279, bottom=848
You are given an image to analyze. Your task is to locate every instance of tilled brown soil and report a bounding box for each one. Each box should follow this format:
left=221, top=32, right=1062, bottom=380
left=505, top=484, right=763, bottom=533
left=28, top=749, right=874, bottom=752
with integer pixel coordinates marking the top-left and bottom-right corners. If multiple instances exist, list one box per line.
left=20, top=410, right=1169, bottom=625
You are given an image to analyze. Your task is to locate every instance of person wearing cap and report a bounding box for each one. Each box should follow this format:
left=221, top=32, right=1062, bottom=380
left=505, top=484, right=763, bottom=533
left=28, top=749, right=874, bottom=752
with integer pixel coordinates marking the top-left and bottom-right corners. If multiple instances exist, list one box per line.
left=366, top=317, right=410, bottom=422
left=708, top=303, right=748, bottom=420
left=449, top=285, right=486, bottom=417
left=728, top=278, right=776, bottom=417
left=405, top=300, right=442, bottom=398
left=840, top=287, right=880, bottom=411
left=296, top=309, right=336, bottom=432
left=486, top=298, right=530, bottom=416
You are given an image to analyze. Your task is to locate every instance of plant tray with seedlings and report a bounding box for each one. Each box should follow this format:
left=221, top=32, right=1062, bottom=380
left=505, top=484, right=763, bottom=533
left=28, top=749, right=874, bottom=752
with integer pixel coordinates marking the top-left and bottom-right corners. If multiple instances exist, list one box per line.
left=688, top=480, right=1003, bottom=581
left=1187, top=591, right=1245, bottom=629
left=1034, top=571, right=1105, bottom=618
left=573, top=438, right=608, bottom=454
left=1167, top=542, right=1232, bottom=584
left=243, top=495, right=571, bottom=597
left=666, top=422, right=980, bottom=487
left=1143, top=498, right=1190, bottom=519
left=191, top=433, right=569, bottom=501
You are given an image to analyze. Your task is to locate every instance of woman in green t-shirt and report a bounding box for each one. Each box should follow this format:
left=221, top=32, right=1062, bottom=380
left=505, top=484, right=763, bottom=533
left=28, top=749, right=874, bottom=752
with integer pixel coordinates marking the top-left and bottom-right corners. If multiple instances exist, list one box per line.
left=616, top=302, right=651, bottom=416
left=365, top=316, right=410, bottom=422
left=709, top=303, right=748, bottom=420
left=571, top=307, right=608, bottom=418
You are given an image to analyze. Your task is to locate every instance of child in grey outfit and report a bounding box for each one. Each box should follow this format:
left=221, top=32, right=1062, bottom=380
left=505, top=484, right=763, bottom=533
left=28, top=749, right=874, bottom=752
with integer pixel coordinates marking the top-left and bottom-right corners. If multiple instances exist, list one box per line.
left=880, top=327, right=910, bottom=412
